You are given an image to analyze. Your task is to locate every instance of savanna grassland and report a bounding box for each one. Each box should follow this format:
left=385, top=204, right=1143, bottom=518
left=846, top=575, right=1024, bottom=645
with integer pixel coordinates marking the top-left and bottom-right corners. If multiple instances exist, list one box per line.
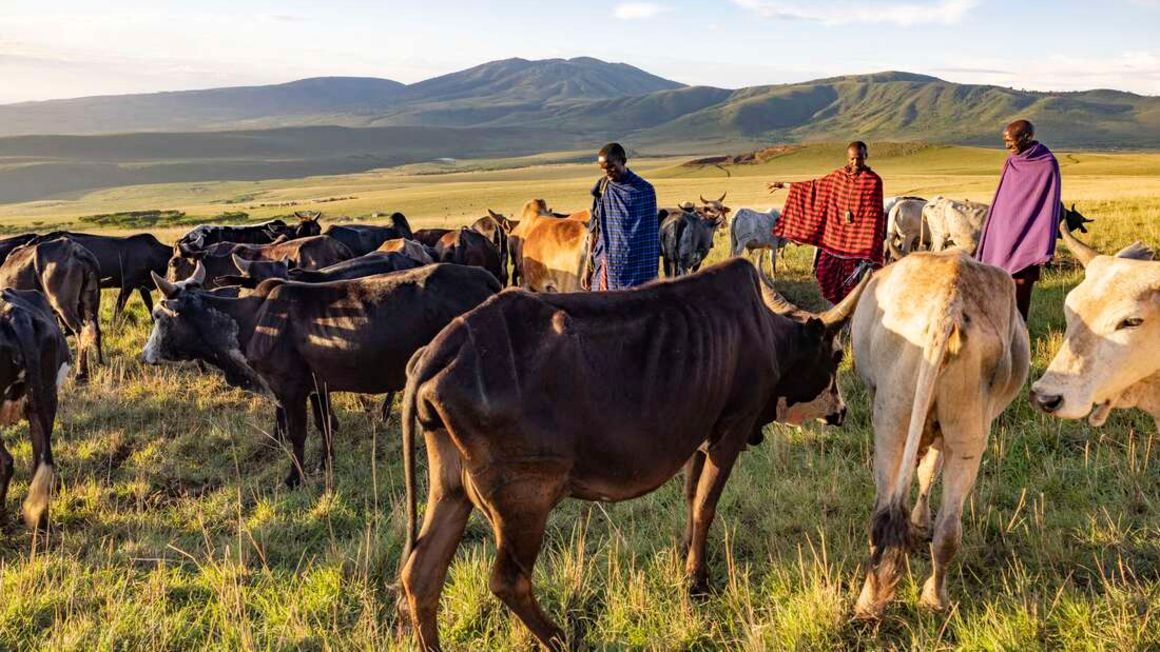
left=2, top=143, right=1160, bottom=650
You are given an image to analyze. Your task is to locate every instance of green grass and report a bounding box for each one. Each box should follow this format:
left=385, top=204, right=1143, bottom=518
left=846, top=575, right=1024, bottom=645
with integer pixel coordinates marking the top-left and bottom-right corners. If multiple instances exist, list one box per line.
left=1, top=156, right=1160, bottom=650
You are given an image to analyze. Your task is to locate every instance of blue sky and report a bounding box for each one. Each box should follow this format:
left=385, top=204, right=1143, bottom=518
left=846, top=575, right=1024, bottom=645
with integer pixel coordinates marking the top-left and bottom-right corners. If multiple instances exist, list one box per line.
left=0, top=0, right=1157, bottom=103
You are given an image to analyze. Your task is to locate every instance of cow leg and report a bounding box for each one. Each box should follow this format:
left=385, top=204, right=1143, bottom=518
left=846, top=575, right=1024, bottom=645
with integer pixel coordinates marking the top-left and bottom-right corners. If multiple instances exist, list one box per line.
left=380, top=392, right=395, bottom=421
left=910, top=441, right=943, bottom=539
left=685, top=440, right=743, bottom=596
left=138, top=287, right=154, bottom=315
left=487, top=489, right=566, bottom=650
left=920, top=444, right=983, bottom=612
left=401, top=431, right=472, bottom=652
left=273, top=406, right=288, bottom=442
left=679, top=450, right=706, bottom=556
left=281, top=394, right=308, bottom=488
left=310, top=392, right=338, bottom=475
left=0, top=437, right=13, bottom=516
left=22, top=398, right=55, bottom=531
left=113, top=285, right=133, bottom=324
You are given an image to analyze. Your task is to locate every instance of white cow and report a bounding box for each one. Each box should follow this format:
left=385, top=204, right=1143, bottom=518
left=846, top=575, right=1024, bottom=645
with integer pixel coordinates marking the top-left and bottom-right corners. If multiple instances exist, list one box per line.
left=923, top=196, right=989, bottom=254
left=852, top=250, right=1030, bottom=619
left=884, top=197, right=929, bottom=261
left=1031, top=227, right=1159, bottom=427
left=730, top=208, right=783, bottom=281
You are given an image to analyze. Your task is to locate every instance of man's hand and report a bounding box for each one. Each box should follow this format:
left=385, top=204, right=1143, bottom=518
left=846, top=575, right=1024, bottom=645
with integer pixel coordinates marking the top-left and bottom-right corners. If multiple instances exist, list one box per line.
left=766, top=181, right=786, bottom=193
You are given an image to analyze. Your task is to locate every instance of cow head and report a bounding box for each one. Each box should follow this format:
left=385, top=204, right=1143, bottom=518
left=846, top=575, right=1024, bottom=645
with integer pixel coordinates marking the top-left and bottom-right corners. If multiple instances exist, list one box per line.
left=677, top=212, right=722, bottom=273
left=1031, top=227, right=1159, bottom=423
left=487, top=209, right=515, bottom=233
left=167, top=250, right=201, bottom=282
left=762, top=274, right=870, bottom=426
left=699, top=193, right=731, bottom=226
left=143, top=264, right=271, bottom=396
left=264, top=219, right=296, bottom=241
left=293, top=211, right=322, bottom=238
left=1059, top=202, right=1095, bottom=237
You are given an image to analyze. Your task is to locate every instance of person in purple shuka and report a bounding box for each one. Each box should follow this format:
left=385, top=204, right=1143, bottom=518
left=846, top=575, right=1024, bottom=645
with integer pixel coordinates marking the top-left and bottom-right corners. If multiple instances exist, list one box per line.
left=975, top=119, right=1062, bottom=322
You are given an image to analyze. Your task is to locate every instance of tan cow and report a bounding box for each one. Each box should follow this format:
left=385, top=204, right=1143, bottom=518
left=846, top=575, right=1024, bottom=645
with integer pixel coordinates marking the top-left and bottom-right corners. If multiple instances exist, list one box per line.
left=510, top=199, right=589, bottom=292
left=1030, top=228, right=1159, bottom=426
left=851, top=250, right=1029, bottom=619
left=923, top=196, right=989, bottom=254
left=884, top=197, right=929, bottom=261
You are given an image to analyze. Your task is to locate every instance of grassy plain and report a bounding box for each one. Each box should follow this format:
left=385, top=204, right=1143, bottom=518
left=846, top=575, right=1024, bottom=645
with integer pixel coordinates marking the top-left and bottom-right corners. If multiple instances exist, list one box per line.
left=1, top=144, right=1160, bottom=650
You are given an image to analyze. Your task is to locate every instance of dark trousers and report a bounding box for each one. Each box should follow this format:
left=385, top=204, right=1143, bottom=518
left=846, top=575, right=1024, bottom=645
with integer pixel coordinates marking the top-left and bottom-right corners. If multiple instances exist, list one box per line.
left=1013, top=265, right=1040, bottom=321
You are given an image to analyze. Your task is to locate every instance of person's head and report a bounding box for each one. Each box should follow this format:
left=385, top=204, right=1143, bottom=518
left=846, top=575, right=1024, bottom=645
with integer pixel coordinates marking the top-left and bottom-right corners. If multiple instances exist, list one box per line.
left=598, top=143, right=628, bottom=182
left=1003, top=120, right=1035, bottom=154
left=846, top=141, right=868, bottom=173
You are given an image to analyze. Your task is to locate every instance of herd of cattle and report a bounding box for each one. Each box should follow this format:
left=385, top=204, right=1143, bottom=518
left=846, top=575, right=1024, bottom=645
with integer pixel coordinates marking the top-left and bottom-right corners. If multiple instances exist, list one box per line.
left=0, top=193, right=1152, bottom=650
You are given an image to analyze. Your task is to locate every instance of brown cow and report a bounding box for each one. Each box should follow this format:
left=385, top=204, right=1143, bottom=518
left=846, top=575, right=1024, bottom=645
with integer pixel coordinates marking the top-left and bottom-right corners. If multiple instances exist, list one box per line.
left=0, top=288, right=70, bottom=531
left=0, top=238, right=102, bottom=381
left=434, top=228, right=503, bottom=283
left=377, top=238, right=436, bottom=265
left=413, top=229, right=452, bottom=248
left=398, top=260, right=867, bottom=650
left=168, top=235, right=354, bottom=282
left=471, top=210, right=513, bottom=286
left=510, top=199, right=589, bottom=292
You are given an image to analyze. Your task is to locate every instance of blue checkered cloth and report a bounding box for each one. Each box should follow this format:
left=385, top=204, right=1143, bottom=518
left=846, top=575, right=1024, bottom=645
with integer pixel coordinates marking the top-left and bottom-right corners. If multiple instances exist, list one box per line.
left=590, top=169, right=659, bottom=290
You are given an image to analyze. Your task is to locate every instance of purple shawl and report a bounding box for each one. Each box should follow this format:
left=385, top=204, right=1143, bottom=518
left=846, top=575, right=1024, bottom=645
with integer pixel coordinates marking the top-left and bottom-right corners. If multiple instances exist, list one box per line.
left=976, top=142, right=1061, bottom=275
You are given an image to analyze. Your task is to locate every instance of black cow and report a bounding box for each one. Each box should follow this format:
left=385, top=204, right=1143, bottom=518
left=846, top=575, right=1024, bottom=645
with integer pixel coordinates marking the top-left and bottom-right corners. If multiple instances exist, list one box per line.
left=33, top=232, right=170, bottom=320
left=413, top=228, right=452, bottom=248
left=323, top=213, right=414, bottom=256
left=175, top=219, right=296, bottom=254
left=223, top=252, right=422, bottom=287
left=660, top=209, right=724, bottom=277
left=0, top=289, right=70, bottom=531
left=142, top=263, right=501, bottom=486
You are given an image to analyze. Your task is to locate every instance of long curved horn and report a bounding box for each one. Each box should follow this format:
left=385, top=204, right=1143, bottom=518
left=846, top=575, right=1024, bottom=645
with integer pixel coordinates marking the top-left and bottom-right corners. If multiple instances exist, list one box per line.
left=757, top=273, right=810, bottom=321
left=820, top=272, right=872, bottom=330
left=152, top=271, right=179, bottom=299
left=700, top=195, right=708, bottom=204
left=189, top=261, right=207, bottom=287
left=1058, top=221, right=1099, bottom=267
left=232, top=254, right=252, bottom=275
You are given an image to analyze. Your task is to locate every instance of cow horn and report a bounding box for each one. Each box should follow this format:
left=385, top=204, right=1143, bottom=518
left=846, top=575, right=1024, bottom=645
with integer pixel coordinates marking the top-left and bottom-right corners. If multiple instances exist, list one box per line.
left=758, top=274, right=810, bottom=320
left=1114, top=241, right=1155, bottom=261
left=189, top=261, right=207, bottom=287
left=488, top=208, right=500, bottom=218
left=1058, top=222, right=1099, bottom=267
left=232, top=254, right=252, bottom=274
left=718, top=192, right=727, bottom=203
left=887, top=238, right=905, bottom=261
left=152, top=271, right=179, bottom=299
left=700, top=195, right=708, bottom=204
left=820, top=272, right=872, bottom=330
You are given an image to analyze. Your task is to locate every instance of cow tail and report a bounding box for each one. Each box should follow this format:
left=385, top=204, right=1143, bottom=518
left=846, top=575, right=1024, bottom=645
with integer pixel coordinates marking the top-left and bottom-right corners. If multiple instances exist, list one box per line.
left=869, top=297, right=963, bottom=573
left=81, top=254, right=103, bottom=365
left=13, top=314, right=54, bottom=529
left=400, top=364, right=420, bottom=568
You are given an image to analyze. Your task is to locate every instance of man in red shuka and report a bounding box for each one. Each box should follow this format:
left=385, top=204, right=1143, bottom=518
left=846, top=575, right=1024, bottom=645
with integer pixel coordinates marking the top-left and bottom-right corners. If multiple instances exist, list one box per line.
left=767, top=142, right=885, bottom=304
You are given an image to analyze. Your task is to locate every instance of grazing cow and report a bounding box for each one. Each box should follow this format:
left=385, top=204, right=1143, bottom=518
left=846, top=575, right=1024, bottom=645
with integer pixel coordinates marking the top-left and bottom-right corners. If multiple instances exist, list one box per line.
left=175, top=218, right=297, bottom=254
left=398, top=260, right=866, bottom=650
left=884, top=197, right=929, bottom=261
left=33, top=232, right=171, bottom=320
left=377, top=239, right=436, bottom=265
left=1030, top=228, right=1159, bottom=427
left=323, top=213, right=414, bottom=256
left=511, top=199, right=590, bottom=292
left=434, top=228, right=503, bottom=283
left=143, top=263, right=501, bottom=486
left=729, top=208, right=784, bottom=281
left=0, top=235, right=37, bottom=267
left=660, top=209, right=723, bottom=277
left=471, top=210, right=513, bottom=286
left=413, top=229, right=452, bottom=248
left=923, top=197, right=990, bottom=254
left=0, top=289, right=70, bottom=531
left=168, top=235, right=354, bottom=283
left=850, top=250, right=1029, bottom=619
left=0, top=239, right=102, bottom=381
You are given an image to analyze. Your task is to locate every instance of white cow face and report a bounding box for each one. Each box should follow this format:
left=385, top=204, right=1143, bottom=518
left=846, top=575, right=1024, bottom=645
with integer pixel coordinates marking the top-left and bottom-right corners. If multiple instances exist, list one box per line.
left=1032, top=250, right=1160, bottom=421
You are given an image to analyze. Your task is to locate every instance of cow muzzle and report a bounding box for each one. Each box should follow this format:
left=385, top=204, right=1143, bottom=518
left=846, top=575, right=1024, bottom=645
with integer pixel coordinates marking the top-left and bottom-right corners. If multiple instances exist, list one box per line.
left=1029, top=389, right=1064, bottom=414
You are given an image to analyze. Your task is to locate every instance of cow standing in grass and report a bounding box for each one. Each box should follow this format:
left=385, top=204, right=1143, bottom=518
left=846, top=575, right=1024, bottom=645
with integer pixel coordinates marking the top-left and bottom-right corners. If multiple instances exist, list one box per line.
left=0, top=289, right=70, bottom=531
left=398, top=260, right=866, bottom=650
left=851, top=250, right=1029, bottom=619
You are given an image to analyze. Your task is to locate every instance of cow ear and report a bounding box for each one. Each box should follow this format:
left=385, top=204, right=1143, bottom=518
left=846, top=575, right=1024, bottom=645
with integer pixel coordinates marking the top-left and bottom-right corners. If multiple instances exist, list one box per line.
left=1115, top=241, right=1155, bottom=261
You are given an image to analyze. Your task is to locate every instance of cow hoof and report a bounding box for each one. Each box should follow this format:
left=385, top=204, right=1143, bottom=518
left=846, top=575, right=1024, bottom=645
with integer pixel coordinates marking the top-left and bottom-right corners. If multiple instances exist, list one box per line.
left=918, top=583, right=951, bottom=612
left=852, top=601, right=884, bottom=622
left=687, top=579, right=711, bottom=600
left=283, top=470, right=302, bottom=488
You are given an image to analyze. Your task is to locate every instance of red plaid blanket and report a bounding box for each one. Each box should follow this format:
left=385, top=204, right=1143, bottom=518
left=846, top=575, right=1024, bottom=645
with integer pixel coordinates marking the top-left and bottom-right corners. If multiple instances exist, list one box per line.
left=774, top=167, right=885, bottom=264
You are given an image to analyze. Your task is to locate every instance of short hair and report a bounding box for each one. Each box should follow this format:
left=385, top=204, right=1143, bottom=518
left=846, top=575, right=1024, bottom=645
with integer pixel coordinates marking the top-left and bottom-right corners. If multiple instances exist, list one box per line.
left=599, top=142, right=627, bottom=162
left=1007, top=119, right=1035, bottom=138
left=847, top=141, right=868, bottom=154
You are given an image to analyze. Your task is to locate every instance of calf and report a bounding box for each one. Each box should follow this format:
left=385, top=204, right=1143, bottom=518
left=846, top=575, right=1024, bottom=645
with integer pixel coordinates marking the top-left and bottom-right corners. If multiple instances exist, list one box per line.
left=1031, top=227, right=1159, bottom=426
left=0, top=289, right=70, bottom=531
left=851, top=250, right=1029, bottom=619
left=0, top=238, right=102, bottom=381
left=730, top=208, right=783, bottom=281
left=143, top=263, right=501, bottom=486
left=398, top=260, right=866, bottom=650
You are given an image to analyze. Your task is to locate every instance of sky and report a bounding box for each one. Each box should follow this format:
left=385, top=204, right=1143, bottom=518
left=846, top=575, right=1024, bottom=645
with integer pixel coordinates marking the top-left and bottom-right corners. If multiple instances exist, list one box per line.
left=0, top=0, right=1158, bottom=104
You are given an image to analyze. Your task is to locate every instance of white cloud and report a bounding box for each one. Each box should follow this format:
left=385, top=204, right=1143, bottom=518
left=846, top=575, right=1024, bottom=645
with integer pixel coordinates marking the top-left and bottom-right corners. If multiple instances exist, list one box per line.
left=924, top=51, right=1160, bottom=95
left=614, top=2, right=669, bottom=19
left=732, top=0, right=978, bottom=26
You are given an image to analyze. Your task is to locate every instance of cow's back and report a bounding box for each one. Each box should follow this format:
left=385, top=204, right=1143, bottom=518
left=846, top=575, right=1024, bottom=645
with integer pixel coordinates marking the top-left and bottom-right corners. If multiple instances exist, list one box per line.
left=520, top=216, right=588, bottom=291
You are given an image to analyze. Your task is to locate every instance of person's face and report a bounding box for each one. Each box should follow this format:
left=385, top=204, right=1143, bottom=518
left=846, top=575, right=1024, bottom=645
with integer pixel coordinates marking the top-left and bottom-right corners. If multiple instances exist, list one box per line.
left=599, top=154, right=627, bottom=181
left=1003, top=127, right=1031, bottom=154
left=846, top=146, right=867, bottom=173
